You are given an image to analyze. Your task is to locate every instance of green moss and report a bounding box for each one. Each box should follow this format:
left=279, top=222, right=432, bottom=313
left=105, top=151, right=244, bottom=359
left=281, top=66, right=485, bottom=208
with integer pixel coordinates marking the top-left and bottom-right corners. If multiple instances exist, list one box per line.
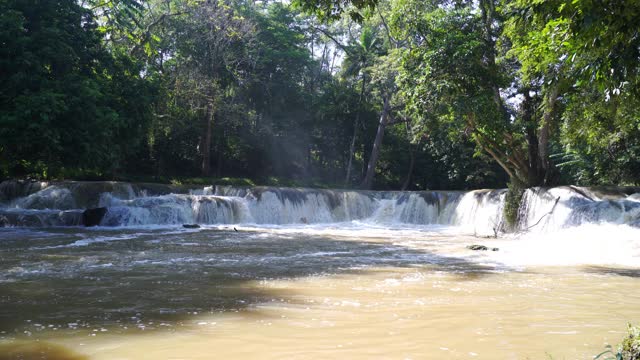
left=503, top=179, right=525, bottom=232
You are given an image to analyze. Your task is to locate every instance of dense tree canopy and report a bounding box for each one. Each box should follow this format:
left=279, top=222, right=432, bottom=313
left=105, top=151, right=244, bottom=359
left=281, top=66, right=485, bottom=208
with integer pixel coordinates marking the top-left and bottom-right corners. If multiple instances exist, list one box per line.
left=1, top=0, right=639, bottom=189
left=0, top=0, right=154, bottom=178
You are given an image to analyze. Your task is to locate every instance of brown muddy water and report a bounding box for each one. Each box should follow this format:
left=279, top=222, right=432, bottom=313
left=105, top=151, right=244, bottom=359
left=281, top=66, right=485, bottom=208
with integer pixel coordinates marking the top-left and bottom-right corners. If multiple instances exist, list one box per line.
left=0, top=225, right=639, bottom=359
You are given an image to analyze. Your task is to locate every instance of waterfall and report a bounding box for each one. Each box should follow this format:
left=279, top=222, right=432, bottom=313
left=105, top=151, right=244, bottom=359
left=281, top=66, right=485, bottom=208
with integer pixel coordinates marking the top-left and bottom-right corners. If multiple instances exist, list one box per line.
left=452, top=190, right=505, bottom=235
left=1, top=181, right=639, bottom=232
left=99, top=194, right=250, bottom=226
left=518, top=186, right=640, bottom=232
left=14, top=186, right=77, bottom=210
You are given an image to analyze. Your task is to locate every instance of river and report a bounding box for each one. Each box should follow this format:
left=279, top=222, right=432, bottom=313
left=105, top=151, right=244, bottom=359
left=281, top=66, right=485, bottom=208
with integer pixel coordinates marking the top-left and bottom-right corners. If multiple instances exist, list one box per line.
left=0, top=182, right=639, bottom=359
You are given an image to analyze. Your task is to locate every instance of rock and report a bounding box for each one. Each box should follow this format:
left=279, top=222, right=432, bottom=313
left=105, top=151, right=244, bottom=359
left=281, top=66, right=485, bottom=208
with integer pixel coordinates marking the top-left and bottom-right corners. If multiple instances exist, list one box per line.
left=183, top=224, right=200, bottom=229
left=82, top=207, right=107, bottom=227
left=466, top=245, right=499, bottom=251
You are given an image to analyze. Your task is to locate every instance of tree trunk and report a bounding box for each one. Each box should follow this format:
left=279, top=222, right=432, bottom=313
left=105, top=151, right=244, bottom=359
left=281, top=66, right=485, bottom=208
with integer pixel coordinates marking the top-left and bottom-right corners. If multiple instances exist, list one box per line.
left=466, top=113, right=518, bottom=182
left=401, top=144, right=416, bottom=191
left=345, top=125, right=358, bottom=186
left=344, top=75, right=367, bottom=186
left=362, top=96, right=390, bottom=190
left=329, top=49, right=338, bottom=74
left=306, top=142, right=312, bottom=178
left=216, top=131, right=223, bottom=178
left=401, top=121, right=416, bottom=191
left=538, top=84, right=559, bottom=185
left=522, top=90, right=543, bottom=186
left=480, top=0, right=504, bottom=113
left=201, top=103, right=213, bottom=177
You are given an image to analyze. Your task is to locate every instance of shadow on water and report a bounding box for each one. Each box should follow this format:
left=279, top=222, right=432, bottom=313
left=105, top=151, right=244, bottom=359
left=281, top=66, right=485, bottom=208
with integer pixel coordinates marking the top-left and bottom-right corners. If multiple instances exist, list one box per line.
left=0, top=342, right=87, bottom=360
left=0, top=227, right=497, bottom=337
left=582, top=266, right=640, bottom=278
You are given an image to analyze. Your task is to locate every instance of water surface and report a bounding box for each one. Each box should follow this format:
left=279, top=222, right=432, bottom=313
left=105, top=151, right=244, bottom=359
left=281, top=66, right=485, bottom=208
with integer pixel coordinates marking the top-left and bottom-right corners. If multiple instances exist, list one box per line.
left=1, top=225, right=639, bottom=359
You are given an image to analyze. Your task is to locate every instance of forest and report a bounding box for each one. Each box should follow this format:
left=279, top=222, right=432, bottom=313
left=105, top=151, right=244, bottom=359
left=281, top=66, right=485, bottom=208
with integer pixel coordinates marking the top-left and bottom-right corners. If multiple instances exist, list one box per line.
left=2, top=0, right=640, bottom=191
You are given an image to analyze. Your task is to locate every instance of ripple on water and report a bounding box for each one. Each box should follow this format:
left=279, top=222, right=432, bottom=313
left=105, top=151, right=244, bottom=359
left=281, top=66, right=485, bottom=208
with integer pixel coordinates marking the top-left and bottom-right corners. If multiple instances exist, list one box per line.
left=0, top=225, right=639, bottom=360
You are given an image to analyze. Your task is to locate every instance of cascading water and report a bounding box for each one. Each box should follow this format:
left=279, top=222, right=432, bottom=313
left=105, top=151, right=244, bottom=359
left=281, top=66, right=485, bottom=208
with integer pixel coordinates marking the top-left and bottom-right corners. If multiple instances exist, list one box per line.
left=2, top=181, right=640, bottom=360
left=518, top=186, right=640, bottom=232
left=451, top=190, right=505, bottom=235
left=99, top=193, right=253, bottom=226
left=0, top=181, right=638, bottom=235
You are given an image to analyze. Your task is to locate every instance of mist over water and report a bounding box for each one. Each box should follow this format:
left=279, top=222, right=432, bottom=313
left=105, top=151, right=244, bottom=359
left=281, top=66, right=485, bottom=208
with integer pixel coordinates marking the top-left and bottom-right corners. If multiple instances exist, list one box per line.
left=1, top=181, right=640, bottom=359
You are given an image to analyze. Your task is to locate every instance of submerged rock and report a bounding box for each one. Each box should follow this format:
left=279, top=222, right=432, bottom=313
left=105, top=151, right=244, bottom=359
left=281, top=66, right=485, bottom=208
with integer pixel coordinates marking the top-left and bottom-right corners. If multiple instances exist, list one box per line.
left=82, top=207, right=107, bottom=227
left=467, top=244, right=499, bottom=251
left=183, top=224, right=200, bottom=229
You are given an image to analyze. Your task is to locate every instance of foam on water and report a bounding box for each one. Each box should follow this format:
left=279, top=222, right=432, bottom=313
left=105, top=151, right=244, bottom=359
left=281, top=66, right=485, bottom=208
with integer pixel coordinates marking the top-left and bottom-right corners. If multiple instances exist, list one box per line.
left=48, top=234, right=143, bottom=248
left=519, top=187, right=640, bottom=231
left=224, top=222, right=462, bottom=240
left=12, top=186, right=76, bottom=210
left=2, top=182, right=640, bottom=268
left=0, top=183, right=510, bottom=230
left=485, top=224, right=640, bottom=268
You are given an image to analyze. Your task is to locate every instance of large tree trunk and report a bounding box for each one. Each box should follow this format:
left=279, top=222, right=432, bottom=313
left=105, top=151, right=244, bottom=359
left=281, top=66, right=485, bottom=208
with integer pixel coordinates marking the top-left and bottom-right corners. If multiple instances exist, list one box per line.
left=345, top=75, right=367, bottom=187
left=201, top=103, right=213, bottom=177
left=480, top=0, right=502, bottom=111
left=466, top=113, right=518, bottom=182
left=538, top=84, right=559, bottom=185
left=478, top=0, right=529, bottom=184
left=522, top=90, right=543, bottom=186
left=362, top=96, right=390, bottom=190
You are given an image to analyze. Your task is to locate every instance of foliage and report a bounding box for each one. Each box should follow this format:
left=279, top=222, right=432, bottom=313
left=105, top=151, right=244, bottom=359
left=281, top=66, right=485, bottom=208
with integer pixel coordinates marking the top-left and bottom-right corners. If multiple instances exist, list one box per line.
left=595, top=324, right=640, bottom=360
left=292, top=0, right=378, bottom=22
left=560, top=90, right=640, bottom=186
left=2, top=0, right=639, bottom=189
left=620, top=325, right=640, bottom=360
left=506, top=0, right=640, bottom=186
left=0, top=0, right=155, bottom=178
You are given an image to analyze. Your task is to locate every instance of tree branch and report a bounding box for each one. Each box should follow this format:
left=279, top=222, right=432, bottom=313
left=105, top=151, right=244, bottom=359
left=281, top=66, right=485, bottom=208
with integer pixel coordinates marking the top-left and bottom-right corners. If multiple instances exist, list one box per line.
left=310, top=26, right=348, bottom=52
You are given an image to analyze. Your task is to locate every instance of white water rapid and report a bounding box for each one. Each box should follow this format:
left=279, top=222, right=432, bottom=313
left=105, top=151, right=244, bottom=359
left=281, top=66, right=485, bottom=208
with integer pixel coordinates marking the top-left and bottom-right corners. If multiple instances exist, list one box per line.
left=1, top=181, right=639, bottom=236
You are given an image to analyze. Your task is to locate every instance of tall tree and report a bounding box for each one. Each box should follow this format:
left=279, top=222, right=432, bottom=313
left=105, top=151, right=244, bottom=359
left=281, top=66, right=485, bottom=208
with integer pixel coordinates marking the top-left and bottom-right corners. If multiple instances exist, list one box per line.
left=342, top=26, right=384, bottom=185
left=361, top=50, right=403, bottom=189
left=506, top=0, right=640, bottom=186
left=0, top=0, right=154, bottom=178
left=148, top=0, right=256, bottom=176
